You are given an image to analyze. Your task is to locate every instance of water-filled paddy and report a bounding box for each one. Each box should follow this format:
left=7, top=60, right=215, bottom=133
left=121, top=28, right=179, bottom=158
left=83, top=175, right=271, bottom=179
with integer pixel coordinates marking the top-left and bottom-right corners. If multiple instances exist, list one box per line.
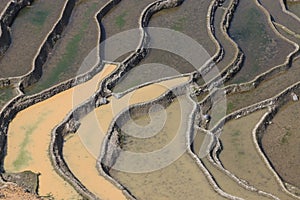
left=0, top=0, right=65, bottom=78
left=4, top=64, right=116, bottom=199
left=65, top=76, right=188, bottom=199
left=219, top=109, right=294, bottom=200
left=287, top=1, right=300, bottom=18
left=113, top=0, right=214, bottom=93
left=26, top=0, right=109, bottom=95
left=227, top=0, right=294, bottom=84
left=226, top=58, right=300, bottom=114
left=263, top=101, right=300, bottom=188
left=109, top=95, right=224, bottom=200
left=0, top=87, right=16, bottom=110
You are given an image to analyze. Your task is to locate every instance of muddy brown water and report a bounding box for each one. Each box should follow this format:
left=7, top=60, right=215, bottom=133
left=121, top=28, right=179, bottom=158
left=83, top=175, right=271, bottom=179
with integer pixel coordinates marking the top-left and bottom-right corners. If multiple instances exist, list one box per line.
left=263, top=101, right=300, bottom=188
left=75, top=77, right=189, bottom=158
left=4, top=64, right=122, bottom=199
left=0, top=0, right=66, bottom=78
left=25, top=0, right=109, bottom=95
left=113, top=0, right=215, bottom=93
left=64, top=76, right=188, bottom=199
left=110, top=95, right=225, bottom=200
left=227, top=0, right=294, bottom=84
left=219, top=109, right=295, bottom=200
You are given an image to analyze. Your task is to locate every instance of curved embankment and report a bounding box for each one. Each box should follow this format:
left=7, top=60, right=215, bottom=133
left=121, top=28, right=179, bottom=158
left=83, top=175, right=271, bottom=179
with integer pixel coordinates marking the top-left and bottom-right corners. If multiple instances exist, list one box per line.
left=259, top=0, right=300, bottom=35
left=100, top=82, right=245, bottom=199
left=0, top=0, right=33, bottom=59
left=25, top=0, right=115, bottom=95
left=0, top=0, right=77, bottom=171
left=206, top=79, right=300, bottom=199
left=0, top=0, right=119, bottom=171
left=49, top=1, right=190, bottom=199
left=202, top=0, right=245, bottom=89
left=19, top=0, right=76, bottom=89
left=0, top=0, right=34, bottom=88
left=215, top=109, right=293, bottom=200
left=99, top=0, right=185, bottom=96
left=262, top=101, right=300, bottom=192
left=63, top=76, right=188, bottom=200
left=4, top=64, right=117, bottom=199
left=198, top=0, right=300, bottom=115
left=200, top=96, right=300, bottom=199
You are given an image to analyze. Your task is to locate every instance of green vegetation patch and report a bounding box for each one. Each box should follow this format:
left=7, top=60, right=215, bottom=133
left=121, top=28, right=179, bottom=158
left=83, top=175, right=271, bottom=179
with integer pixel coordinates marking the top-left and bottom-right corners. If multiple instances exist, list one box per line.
left=280, top=127, right=292, bottom=145
left=171, top=17, right=186, bottom=32
left=12, top=111, right=50, bottom=171
left=0, top=87, right=15, bottom=109
left=26, top=3, right=99, bottom=95
left=115, top=12, right=128, bottom=29
left=30, top=10, right=50, bottom=27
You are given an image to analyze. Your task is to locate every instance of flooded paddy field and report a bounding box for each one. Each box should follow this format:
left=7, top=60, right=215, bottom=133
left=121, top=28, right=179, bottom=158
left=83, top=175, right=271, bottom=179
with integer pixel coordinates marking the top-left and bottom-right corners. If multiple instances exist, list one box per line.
left=262, top=101, right=300, bottom=189
left=114, top=0, right=214, bottom=93
left=0, top=0, right=10, bottom=13
left=0, top=0, right=65, bottom=78
left=0, top=87, right=16, bottom=110
left=260, top=0, right=300, bottom=35
left=1, top=0, right=300, bottom=199
left=109, top=96, right=224, bottom=200
left=147, top=0, right=216, bottom=55
left=193, top=130, right=268, bottom=200
left=64, top=134, right=127, bottom=200
left=226, top=58, right=300, bottom=114
left=274, top=22, right=300, bottom=47
left=111, top=153, right=224, bottom=200
left=201, top=158, right=270, bottom=200
left=101, top=0, right=156, bottom=60
left=212, top=5, right=239, bottom=73
left=227, top=0, right=294, bottom=85
left=287, top=1, right=300, bottom=18
left=219, top=109, right=294, bottom=200
left=4, top=64, right=116, bottom=199
left=25, top=0, right=108, bottom=95
left=64, top=77, right=188, bottom=199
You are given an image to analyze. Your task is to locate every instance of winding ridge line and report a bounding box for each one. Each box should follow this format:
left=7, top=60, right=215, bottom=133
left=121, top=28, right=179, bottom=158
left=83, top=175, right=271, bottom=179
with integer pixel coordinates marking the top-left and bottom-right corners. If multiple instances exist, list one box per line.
left=100, top=80, right=244, bottom=199
left=0, top=0, right=77, bottom=169
left=0, top=0, right=123, bottom=198
left=0, top=0, right=33, bottom=62
left=207, top=79, right=300, bottom=199
left=200, top=0, right=245, bottom=90
left=281, top=0, right=300, bottom=21
left=48, top=0, right=196, bottom=199
left=207, top=140, right=280, bottom=200
left=99, top=0, right=185, bottom=96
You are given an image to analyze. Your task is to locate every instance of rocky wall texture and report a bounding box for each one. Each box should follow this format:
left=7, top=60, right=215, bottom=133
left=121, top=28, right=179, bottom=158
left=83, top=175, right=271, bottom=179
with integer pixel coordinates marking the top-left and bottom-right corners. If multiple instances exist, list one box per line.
left=20, top=0, right=76, bottom=89
left=0, top=0, right=33, bottom=58
left=47, top=1, right=189, bottom=199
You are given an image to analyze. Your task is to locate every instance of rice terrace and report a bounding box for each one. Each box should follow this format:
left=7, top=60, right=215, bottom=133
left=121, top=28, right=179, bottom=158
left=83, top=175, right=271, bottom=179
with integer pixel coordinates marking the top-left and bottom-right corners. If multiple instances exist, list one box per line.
left=0, top=0, right=299, bottom=199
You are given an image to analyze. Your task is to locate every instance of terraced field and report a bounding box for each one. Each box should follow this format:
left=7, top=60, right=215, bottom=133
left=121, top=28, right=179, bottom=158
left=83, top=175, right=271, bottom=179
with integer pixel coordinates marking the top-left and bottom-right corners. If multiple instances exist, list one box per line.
left=0, top=0, right=299, bottom=199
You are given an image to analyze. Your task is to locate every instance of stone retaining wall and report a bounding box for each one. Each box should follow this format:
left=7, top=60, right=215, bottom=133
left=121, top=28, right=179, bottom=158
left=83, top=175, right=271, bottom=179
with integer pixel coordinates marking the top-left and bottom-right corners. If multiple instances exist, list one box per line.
left=46, top=1, right=188, bottom=199
left=20, top=0, right=76, bottom=89
left=0, top=0, right=33, bottom=58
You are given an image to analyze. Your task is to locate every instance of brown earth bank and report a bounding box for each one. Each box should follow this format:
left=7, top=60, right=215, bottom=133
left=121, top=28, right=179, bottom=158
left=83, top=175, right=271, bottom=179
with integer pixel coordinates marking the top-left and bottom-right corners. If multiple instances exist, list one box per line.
left=262, top=101, right=300, bottom=190
left=0, top=184, right=40, bottom=200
